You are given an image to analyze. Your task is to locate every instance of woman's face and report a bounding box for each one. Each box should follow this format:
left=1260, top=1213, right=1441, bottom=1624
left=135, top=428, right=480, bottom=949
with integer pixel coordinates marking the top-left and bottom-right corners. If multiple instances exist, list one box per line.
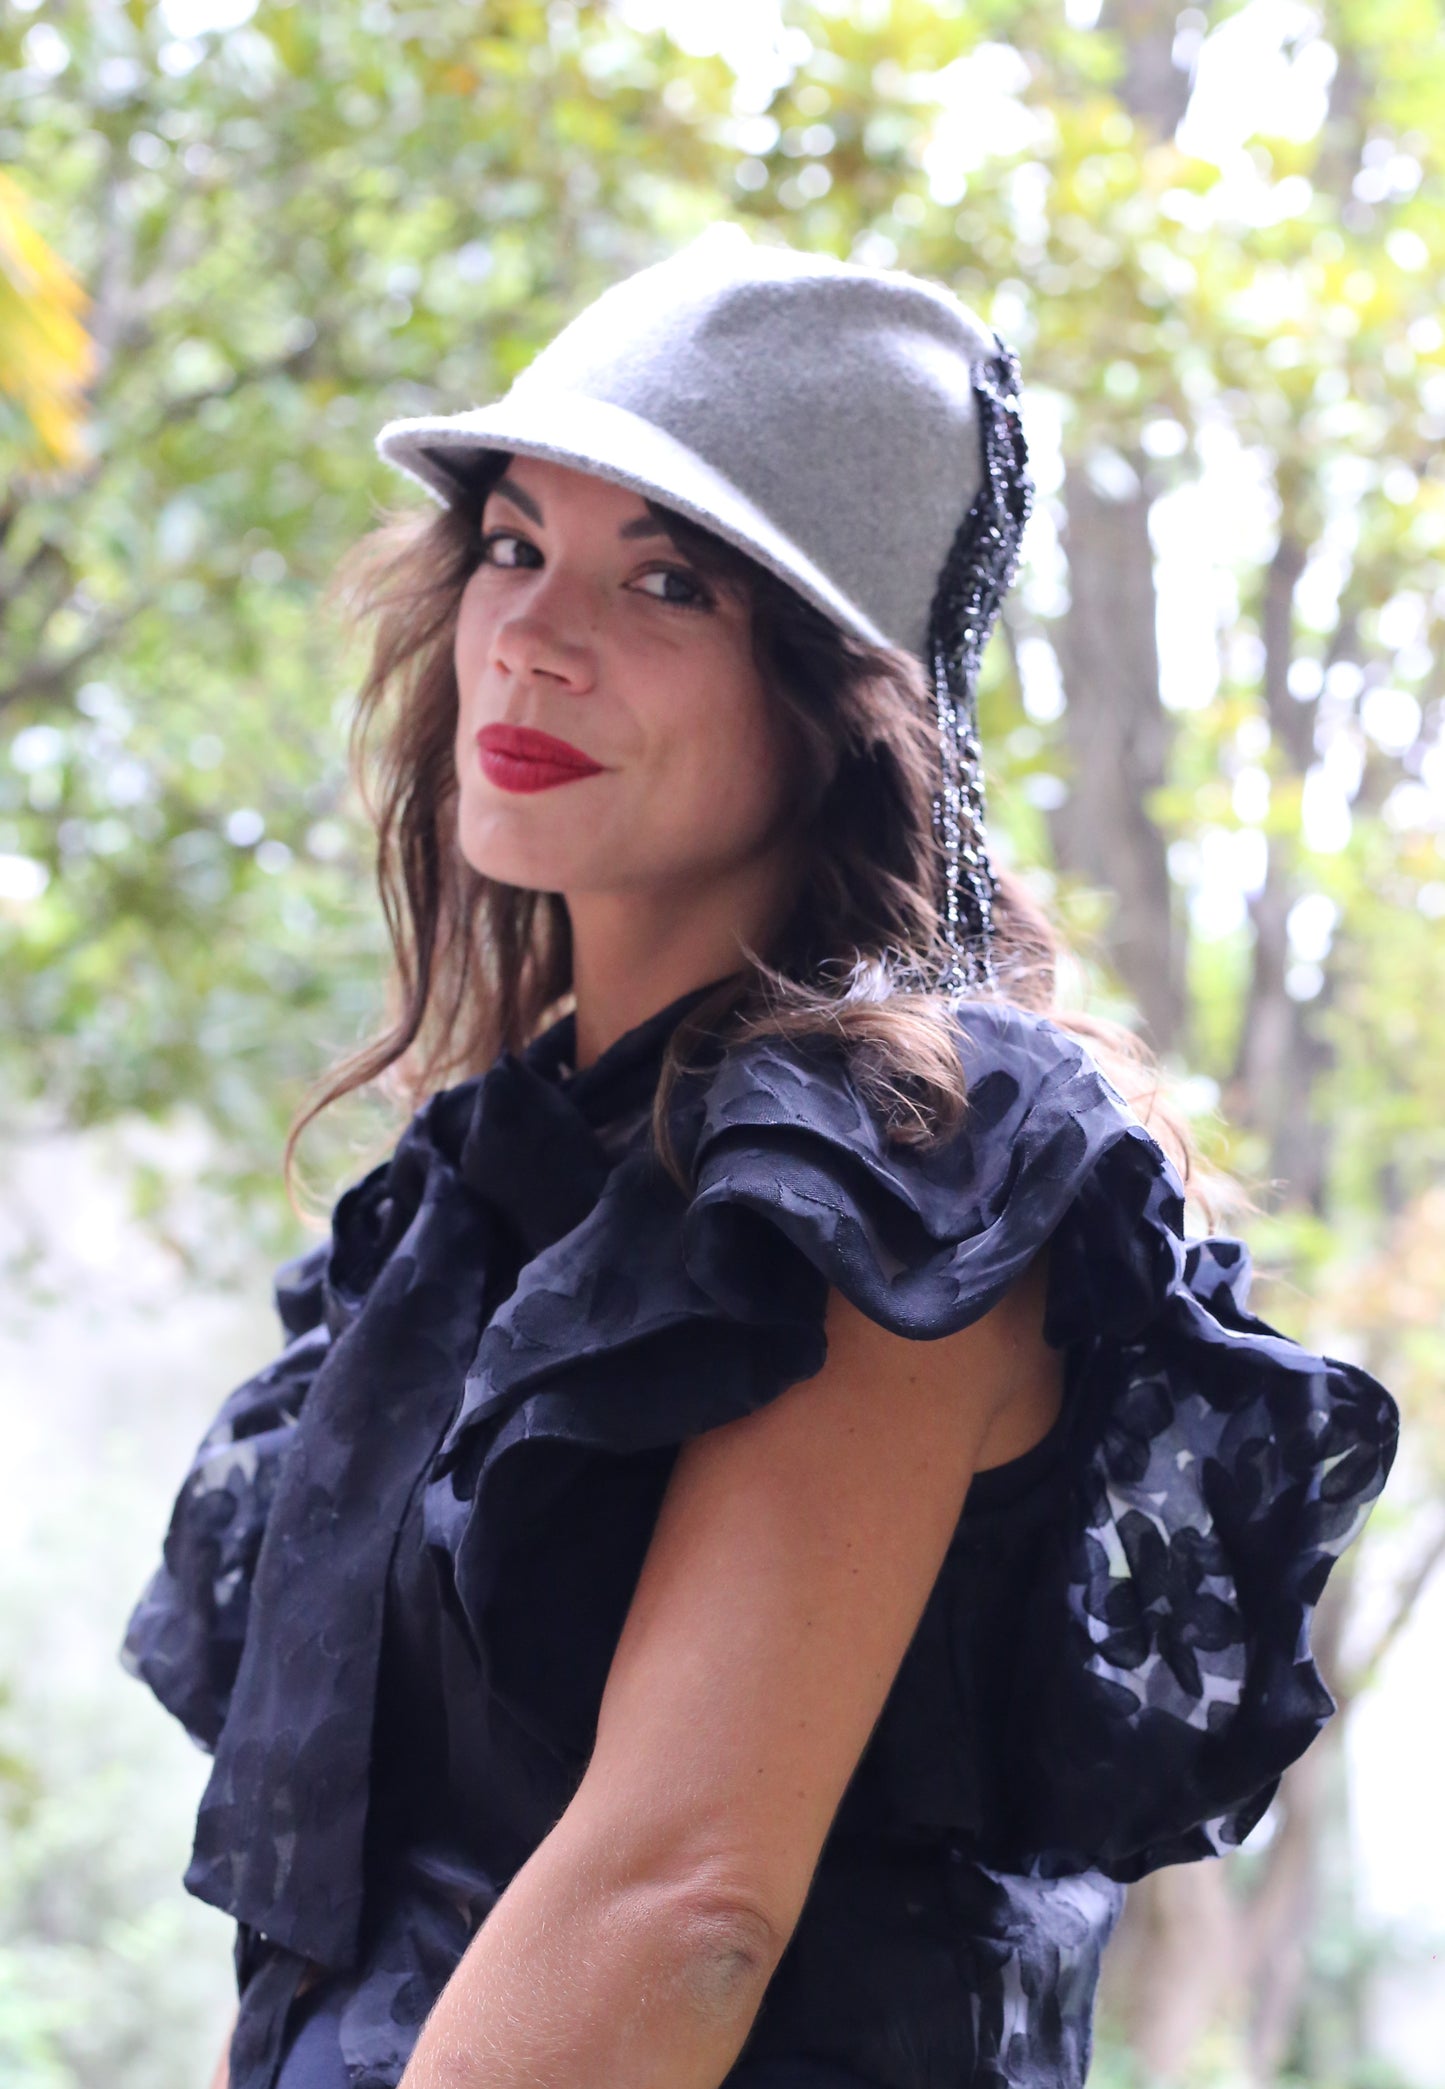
left=452, top=456, right=800, bottom=918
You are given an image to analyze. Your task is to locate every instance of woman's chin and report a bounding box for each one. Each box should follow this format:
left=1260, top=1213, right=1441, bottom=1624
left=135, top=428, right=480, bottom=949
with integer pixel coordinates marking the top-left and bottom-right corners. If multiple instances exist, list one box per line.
left=459, top=835, right=633, bottom=897
left=456, top=807, right=587, bottom=894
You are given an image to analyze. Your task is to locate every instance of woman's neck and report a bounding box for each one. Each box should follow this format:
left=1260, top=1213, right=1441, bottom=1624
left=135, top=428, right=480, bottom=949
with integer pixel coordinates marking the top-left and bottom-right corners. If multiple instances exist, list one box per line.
left=565, top=851, right=797, bottom=1068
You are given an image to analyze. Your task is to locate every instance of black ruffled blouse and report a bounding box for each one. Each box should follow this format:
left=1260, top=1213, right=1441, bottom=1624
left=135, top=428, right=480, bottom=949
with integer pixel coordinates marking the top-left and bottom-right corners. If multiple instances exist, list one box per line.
left=121, top=985, right=1399, bottom=2089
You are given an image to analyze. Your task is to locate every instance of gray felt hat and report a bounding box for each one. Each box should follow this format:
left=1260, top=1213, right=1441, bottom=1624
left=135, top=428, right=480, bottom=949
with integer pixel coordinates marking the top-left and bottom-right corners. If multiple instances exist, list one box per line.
left=374, top=222, right=1032, bottom=988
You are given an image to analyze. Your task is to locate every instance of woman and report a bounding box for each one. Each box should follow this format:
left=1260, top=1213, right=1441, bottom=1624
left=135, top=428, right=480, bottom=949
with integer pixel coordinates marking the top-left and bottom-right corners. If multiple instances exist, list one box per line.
left=123, top=224, right=1398, bottom=2089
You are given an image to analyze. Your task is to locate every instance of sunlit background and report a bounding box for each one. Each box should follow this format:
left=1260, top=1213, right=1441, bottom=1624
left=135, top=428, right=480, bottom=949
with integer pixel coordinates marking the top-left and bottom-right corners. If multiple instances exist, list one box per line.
left=2, top=0, right=1443, bottom=2083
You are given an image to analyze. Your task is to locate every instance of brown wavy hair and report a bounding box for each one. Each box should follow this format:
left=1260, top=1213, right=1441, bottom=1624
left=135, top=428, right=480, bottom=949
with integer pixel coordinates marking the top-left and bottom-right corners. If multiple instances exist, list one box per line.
left=285, top=454, right=1201, bottom=1210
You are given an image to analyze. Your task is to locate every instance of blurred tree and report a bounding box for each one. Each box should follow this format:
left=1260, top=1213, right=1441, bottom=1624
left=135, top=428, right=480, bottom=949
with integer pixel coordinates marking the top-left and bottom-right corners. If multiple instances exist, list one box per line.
left=1, top=0, right=1441, bottom=2079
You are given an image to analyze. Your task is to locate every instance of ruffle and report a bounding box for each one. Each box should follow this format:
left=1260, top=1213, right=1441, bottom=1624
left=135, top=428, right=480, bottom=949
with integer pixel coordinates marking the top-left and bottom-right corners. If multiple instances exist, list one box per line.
left=425, top=1000, right=1398, bottom=1881
left=120, top=1240, right=333, bottom=1752
left=116, top=1049, right=591, bottom=1768
left=117, top=1090, right=467, bottom=1766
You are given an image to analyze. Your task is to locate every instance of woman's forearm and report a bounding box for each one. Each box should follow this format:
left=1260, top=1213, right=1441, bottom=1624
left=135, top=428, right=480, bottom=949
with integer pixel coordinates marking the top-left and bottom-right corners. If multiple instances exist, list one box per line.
left=397, top=1811, right=778, bottom=2089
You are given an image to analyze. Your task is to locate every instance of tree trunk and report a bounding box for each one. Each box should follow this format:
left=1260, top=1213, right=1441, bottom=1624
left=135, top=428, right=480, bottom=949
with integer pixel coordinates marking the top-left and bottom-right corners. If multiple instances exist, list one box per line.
left=1048, top=0, right=1192, bottom=1054
left=1098, top=1860, right=1242, bottom=2074
left=1052, top=451, right=1185, bottom=1052
left=1228, top=528, right=1334, bottom=1206
left=1103, top=0, right=1195, bottom=132
left=1240, top=1577, right=1353, bottom=2078
left=1076, top=4, right=1335, bottom=2075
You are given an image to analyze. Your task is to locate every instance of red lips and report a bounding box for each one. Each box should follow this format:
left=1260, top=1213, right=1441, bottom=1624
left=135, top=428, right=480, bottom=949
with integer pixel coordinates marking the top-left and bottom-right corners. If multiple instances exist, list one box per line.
left=476, top=722, right=606, bottom=794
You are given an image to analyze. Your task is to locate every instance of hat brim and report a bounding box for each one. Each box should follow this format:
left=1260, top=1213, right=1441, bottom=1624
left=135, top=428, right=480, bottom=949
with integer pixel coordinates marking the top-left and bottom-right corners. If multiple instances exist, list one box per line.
left=375, top=392, right=892, bottom=652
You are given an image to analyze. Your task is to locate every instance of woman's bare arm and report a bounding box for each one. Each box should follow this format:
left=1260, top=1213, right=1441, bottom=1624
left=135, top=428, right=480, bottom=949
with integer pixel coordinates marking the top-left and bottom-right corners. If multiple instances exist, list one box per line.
left=398, top=1254, right=1061, bottom=2089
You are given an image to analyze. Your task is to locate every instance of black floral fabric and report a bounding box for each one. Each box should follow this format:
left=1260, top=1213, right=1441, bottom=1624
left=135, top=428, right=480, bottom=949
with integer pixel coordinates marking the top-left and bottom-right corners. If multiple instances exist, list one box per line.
left=121, top=988, right=1398, bottom=2089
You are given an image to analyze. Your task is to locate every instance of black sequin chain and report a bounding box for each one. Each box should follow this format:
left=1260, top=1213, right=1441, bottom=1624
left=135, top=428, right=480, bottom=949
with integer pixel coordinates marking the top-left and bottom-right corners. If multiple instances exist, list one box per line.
left=925, top=337, right=1033, bottom=994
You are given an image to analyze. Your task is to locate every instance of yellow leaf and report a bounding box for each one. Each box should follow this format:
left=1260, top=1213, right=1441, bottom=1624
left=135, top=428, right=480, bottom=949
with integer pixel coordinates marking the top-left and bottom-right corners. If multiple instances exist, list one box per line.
left=0, top=170, right=98, bottom=467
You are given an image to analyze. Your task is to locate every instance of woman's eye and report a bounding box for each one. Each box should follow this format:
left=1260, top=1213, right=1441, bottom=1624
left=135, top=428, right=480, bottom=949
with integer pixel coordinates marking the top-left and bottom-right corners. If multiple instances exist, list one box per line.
left=476, top=531, right=709, bottom=610
left=478, top=529, right=538, bottom=568
left=635, top=565, right=711, bottom=610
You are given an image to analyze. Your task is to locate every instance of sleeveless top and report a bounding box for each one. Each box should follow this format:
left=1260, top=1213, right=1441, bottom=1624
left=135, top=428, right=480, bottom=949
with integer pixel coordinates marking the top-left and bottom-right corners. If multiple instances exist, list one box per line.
left=120, top=984, right=1399, bottom=2089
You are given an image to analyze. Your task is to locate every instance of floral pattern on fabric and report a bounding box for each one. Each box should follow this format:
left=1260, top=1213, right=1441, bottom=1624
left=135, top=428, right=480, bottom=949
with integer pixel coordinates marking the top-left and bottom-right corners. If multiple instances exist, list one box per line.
left=432, top=1001, right=1397, bottom=1883
left=121, top=1244, right=332, bottom=1751
left=121, top=993, right=1399, bottom=2089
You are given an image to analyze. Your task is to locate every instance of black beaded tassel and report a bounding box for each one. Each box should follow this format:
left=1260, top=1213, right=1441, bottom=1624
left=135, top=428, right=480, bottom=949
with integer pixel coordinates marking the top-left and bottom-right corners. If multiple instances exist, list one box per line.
left=924, top=336, right=1033, bottom=995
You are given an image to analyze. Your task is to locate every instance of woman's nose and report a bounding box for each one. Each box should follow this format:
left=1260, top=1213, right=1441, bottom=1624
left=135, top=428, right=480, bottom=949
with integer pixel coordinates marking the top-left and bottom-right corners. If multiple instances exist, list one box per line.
left=491, top=577, right=599, bottom=691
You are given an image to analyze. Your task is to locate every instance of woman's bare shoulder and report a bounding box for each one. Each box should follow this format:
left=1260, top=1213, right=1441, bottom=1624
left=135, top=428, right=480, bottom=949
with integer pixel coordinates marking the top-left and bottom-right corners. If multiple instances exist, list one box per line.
left=562, top=1257, right=1057, bottom=1949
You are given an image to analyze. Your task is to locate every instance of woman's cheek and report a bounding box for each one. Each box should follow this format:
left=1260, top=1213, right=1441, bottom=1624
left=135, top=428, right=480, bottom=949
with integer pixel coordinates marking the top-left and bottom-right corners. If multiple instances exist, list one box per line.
left=675, top=740, right=788, bottom=872
left=733, top=696, right=799, bottom=844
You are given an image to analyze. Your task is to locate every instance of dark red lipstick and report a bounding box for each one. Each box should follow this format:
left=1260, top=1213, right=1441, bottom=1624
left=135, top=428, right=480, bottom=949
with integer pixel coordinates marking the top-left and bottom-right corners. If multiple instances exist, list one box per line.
left=476, top=722, right=606, bottom=793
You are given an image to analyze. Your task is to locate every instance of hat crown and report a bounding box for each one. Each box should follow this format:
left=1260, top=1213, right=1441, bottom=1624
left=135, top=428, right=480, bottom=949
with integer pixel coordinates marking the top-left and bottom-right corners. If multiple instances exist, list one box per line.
left=379, top=225, right=1001, bottom=660
left=504, top=230, right=995, bottom=658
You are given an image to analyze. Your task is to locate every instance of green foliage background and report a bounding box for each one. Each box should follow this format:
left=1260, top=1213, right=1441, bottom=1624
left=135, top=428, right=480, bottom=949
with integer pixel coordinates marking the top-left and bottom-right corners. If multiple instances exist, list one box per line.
left=2, top=0, right=1442, bottom=2082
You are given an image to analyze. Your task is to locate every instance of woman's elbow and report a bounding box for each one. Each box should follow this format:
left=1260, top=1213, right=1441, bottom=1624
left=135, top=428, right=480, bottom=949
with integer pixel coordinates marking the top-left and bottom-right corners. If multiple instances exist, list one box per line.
left=667, top=1894, right=785, bottom=2022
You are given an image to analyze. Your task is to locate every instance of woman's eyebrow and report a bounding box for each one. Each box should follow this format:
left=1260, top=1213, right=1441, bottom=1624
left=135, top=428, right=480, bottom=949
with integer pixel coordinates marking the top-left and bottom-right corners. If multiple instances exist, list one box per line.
left=486, top=476, right=543, bottom=524
left=487, top=475, right=670, bottom=540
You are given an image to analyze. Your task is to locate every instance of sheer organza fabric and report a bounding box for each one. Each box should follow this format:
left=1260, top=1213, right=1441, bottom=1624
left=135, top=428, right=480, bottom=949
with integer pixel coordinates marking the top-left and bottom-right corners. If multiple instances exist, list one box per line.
left=123, top=990, right=1397, bottom=2089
